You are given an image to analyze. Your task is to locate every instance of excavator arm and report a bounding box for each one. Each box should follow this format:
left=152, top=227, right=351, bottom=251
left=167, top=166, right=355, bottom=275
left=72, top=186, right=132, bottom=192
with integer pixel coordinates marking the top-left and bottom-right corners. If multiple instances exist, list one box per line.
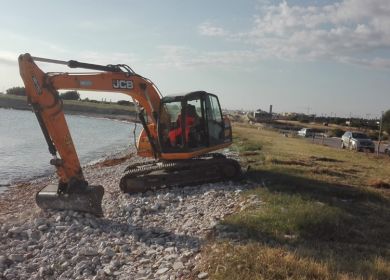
left=18, top=53, right=162, bottom=215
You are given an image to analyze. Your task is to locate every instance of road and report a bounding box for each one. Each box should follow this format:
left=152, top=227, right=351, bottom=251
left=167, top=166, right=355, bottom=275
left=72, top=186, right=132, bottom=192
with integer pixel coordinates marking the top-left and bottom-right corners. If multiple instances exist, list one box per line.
left=304, top=135, right=388, bottom=154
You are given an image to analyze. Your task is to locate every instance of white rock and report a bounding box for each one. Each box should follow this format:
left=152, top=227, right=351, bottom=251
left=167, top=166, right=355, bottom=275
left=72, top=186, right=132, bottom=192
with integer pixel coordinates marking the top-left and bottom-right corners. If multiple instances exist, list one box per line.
left=164, top=247, right=175, bottom=254
left=37, top=224, right=48, bottom=231
left=172, top=261, right=184, bottom=270
left=139, top=258, right=150, bottom=264
left=156, top=267, right=170, bottom=275
left=198, top=272, right=209, bottom=279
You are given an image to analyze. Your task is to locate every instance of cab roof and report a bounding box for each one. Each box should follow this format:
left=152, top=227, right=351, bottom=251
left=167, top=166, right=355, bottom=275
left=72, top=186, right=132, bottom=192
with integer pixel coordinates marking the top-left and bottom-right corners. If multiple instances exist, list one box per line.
left=161, top=91, right=215, bottom=103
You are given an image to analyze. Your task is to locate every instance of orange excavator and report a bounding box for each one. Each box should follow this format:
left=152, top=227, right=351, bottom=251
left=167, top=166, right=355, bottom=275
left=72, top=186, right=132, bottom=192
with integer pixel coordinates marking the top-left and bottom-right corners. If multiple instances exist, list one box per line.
left=18, top=53, right=241, bottom=216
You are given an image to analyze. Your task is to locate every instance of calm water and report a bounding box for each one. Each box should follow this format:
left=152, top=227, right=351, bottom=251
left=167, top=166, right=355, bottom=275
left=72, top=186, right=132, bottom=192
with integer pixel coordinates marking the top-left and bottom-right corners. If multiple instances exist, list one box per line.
left=0, top=108, right=140, bottom=191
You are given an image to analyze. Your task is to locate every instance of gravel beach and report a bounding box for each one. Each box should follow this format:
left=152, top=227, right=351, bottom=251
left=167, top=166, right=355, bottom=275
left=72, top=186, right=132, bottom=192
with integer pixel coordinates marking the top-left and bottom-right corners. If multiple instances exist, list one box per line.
left=0, top=147, right=254, bottom=280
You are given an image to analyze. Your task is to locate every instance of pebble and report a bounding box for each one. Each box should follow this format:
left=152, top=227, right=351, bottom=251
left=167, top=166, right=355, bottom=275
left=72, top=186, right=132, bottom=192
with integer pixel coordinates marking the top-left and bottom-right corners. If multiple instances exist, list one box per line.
left=0, top=149, right=250, bottom=279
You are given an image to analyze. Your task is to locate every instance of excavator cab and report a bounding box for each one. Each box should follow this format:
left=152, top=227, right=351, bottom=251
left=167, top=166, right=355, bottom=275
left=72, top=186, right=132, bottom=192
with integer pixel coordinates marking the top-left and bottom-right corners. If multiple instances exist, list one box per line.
left=158, top=91, right=232, bottom=155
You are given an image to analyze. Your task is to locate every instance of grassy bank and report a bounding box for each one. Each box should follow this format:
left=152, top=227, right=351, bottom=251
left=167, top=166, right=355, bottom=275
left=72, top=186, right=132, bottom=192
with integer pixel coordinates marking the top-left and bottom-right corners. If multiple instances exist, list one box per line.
left=202, top=123, right=390, bottom=280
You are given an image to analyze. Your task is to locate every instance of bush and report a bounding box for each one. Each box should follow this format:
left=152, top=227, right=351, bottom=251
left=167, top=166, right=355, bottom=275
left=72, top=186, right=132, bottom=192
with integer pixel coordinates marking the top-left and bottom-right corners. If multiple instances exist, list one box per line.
left=60, top=91, right=80, bottom=100
left=6, top=86, right=26, bottom=96
left=368, top=132, right=379, bottom=141
left=117, top=100, right=131, bottom=106
left=327, top=128, right=344, bottom=138
left=383, top=110, right=390, bottom=135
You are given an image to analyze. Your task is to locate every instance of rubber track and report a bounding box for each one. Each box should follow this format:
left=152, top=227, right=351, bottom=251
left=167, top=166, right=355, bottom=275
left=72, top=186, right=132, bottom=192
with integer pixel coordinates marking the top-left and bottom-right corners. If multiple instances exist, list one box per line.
left=119, top=153, right=241, bottom=193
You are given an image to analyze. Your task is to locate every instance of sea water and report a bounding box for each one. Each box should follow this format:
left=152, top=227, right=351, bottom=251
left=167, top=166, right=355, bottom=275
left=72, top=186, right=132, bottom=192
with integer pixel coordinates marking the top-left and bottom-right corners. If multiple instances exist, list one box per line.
left=0, top=108, right=140, bottom=192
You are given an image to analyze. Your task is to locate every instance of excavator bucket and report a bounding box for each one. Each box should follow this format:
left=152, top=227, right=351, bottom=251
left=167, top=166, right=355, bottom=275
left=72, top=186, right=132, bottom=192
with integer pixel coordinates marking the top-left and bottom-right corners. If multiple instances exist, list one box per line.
left=35, top=184, right=104, bottom=216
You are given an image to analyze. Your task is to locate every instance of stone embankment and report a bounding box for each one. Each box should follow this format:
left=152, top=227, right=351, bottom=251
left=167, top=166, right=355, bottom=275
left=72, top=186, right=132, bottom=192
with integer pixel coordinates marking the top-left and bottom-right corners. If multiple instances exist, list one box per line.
left=0, top=151, right=257, bottom=279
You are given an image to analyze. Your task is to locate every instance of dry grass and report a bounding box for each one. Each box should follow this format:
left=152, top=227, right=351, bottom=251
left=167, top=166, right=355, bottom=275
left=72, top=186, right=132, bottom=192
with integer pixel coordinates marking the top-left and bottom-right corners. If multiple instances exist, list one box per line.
left=203, top=243, right=332, bottom=280
left=200, top=123, right=390, bottom=280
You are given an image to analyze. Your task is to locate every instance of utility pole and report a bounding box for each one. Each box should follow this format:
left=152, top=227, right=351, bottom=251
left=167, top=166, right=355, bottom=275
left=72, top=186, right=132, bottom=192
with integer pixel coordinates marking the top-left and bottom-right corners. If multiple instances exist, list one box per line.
left=377, top=111, right=384, bottom=156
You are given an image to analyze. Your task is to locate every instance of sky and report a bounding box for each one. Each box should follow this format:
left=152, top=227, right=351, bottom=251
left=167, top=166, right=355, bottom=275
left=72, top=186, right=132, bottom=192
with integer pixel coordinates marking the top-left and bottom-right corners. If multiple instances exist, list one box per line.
left=0, top=0, right=389, bottom=118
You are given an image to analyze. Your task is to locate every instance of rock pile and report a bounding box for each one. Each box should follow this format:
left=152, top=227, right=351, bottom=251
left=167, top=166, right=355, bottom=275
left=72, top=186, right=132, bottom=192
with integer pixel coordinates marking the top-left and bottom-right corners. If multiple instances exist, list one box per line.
left=0, top=152, right=254, bottom=279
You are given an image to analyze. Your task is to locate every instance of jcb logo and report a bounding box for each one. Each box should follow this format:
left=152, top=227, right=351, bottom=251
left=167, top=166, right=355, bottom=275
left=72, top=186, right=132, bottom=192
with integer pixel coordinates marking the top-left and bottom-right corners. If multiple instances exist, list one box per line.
left=112, top=80, right=133, bottom=89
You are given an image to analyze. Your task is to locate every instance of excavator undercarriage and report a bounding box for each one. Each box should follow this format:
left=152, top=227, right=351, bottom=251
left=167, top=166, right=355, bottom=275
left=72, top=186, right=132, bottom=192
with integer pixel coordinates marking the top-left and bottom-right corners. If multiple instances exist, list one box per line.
left=120, top=153, right=242, bottom=193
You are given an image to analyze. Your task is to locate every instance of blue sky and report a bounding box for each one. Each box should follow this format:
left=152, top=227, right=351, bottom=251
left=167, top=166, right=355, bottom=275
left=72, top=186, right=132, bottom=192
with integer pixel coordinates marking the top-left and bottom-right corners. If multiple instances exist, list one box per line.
left=0, top=0, right=389, bottom=117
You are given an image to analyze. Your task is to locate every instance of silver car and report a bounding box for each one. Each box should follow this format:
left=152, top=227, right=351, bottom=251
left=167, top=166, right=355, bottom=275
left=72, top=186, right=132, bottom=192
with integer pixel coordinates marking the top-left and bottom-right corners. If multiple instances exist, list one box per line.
left=341, top=131, right=375, bottom=152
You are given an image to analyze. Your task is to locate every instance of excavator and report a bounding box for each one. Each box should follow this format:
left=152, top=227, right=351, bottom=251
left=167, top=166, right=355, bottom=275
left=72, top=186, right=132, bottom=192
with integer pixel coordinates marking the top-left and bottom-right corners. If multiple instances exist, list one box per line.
left=18, top=53, right=241, bottom=216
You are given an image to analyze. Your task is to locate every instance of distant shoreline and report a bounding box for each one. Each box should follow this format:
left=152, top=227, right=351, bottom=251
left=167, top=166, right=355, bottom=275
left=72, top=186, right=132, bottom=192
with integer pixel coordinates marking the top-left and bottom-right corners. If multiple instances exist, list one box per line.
left=0, top=94, right=139, bottom=123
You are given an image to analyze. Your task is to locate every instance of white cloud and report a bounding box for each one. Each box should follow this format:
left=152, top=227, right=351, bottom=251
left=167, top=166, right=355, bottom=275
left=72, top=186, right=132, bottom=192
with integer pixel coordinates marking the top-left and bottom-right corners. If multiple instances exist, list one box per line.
left=244, top=0, right=390, bottom=68
left=197, top=0, right=390, bottom=69
left=198, top=22, right=227, bottom=37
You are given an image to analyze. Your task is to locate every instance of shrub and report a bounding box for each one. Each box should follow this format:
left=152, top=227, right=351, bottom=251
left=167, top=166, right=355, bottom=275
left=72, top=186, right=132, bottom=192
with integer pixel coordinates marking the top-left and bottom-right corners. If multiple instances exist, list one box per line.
left=117, top=100, right=131, bottom=106
left=6, top=86, right=26, bottom=96
left=60, top=91, right=80, bottom=100
left=327, top=128, right=344, bottom=138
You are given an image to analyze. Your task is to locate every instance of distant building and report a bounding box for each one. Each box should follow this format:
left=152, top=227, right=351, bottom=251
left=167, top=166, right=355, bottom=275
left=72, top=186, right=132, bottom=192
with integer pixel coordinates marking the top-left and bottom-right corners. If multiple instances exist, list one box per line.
left=253, top=108, right=272, bottom=122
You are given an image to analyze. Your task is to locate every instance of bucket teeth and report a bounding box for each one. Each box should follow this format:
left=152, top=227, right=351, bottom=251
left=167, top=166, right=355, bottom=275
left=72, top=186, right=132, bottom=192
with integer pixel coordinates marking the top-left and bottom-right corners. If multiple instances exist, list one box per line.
left=35, top=184, right=104, bottom=216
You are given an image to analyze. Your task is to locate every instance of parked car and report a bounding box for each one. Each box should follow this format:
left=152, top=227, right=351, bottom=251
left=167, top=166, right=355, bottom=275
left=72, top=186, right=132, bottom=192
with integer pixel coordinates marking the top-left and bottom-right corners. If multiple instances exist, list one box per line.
left=298, top=128, right=315, bottom=137
left=341, top=131, right=375, bottom=152
left=385, top=145, right=390, bottom=156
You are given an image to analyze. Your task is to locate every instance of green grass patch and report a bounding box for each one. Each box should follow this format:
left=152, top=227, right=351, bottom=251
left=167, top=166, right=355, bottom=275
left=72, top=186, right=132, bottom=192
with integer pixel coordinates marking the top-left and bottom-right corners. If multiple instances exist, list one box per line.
left=224, top=188, right=351, bottom=242
left=201, top=123, right=390, bottom=280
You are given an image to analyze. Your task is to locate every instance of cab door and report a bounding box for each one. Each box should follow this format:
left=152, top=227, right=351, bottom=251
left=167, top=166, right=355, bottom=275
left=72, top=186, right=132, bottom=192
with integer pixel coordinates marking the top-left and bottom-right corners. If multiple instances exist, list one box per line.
left=204, top=94, right=227, bottom=146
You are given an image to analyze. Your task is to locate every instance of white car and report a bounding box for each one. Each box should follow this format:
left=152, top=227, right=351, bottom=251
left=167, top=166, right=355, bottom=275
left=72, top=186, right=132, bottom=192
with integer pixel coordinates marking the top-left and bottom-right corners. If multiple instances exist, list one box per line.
left=298, top=128, right=315, bottom=137
left=340, top=131, right=375, bottom=152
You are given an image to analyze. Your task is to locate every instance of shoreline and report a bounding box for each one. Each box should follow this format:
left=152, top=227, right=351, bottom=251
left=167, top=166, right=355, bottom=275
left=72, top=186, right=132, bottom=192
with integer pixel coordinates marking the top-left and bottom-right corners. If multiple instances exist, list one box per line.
left=0, top=148, right=134, bottom=217
left=0, top=108, right=141, bottom=194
